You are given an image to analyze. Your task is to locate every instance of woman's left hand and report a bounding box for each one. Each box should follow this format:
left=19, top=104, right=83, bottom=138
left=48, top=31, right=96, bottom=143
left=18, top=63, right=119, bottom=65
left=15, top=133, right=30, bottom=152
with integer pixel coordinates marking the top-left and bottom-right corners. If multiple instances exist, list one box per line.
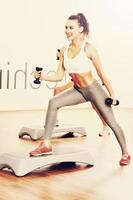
left=56, top=49, right=64, bottom=61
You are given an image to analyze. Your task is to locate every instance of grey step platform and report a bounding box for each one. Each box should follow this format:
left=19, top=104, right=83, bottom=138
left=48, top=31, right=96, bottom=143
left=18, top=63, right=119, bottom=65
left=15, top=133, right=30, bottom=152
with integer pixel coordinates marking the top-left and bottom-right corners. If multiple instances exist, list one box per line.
left=19, top=124, right=87, bottom=140
left=0, top=146, right=94, bottom=176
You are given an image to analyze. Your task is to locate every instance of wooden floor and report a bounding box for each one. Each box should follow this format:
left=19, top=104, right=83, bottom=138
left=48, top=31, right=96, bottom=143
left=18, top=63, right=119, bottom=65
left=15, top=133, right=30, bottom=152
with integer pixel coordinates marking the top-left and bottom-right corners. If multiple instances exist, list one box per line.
left=0, top=108, right=133, bottom=200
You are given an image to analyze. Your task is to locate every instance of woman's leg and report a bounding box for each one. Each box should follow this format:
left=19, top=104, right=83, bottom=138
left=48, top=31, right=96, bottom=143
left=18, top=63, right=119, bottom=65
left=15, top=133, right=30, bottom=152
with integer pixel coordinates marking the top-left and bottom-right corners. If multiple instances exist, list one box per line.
left=93, top=99, right=130, bottom=164
left=79, top=80, right=128, bottom=155
left=75, top=80, right=130, bottom=165
left=29, top=87, right=86, bottom=156
left=44, top=87, right=86, bottom=139
left=53, top=81, right=74, bottom=126
left=92, top=92, right=131, bottom=164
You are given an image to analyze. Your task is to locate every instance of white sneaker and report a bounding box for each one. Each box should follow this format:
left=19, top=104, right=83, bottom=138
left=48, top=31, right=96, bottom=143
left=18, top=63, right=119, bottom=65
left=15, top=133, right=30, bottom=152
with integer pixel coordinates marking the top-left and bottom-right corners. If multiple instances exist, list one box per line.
left=99, top=126, right=110, bottom=136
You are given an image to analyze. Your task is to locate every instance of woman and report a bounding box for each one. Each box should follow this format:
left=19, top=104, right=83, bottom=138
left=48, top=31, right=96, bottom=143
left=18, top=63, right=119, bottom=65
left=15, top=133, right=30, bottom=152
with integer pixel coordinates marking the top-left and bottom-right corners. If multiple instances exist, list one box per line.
left=30, top=13, right=130, bottom=165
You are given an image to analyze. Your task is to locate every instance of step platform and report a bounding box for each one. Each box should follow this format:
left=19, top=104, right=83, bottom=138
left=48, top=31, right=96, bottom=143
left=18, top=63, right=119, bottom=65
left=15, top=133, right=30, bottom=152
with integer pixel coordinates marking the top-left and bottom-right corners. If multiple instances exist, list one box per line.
left=19, top=124, right=87, bottom=140
left=0, top=146, right=94, bottom=176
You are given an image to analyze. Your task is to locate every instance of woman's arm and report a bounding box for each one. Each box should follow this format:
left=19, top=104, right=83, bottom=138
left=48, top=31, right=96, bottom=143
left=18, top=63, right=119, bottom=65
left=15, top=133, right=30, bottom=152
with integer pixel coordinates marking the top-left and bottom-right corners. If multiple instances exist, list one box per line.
left=86, top=44, right=116, bottom=98
left=34, top=47, right=66, bottom=82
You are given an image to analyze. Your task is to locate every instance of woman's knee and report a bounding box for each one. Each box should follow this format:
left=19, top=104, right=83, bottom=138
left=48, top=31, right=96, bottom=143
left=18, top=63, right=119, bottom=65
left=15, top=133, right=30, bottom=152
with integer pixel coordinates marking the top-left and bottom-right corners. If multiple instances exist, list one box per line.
left=48, top=97, right=60, bottom=110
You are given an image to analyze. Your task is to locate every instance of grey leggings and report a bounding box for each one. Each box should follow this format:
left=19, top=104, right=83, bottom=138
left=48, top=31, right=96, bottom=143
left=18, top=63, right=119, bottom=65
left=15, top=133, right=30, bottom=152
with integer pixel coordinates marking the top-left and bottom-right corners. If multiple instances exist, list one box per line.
left=44, top=79, right=127, bottom=154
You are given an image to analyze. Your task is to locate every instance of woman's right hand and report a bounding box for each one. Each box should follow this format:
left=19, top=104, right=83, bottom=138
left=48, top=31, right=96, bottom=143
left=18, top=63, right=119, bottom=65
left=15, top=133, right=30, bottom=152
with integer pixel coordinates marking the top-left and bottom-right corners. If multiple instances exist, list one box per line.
left=32, top=70, right=42, bottom=80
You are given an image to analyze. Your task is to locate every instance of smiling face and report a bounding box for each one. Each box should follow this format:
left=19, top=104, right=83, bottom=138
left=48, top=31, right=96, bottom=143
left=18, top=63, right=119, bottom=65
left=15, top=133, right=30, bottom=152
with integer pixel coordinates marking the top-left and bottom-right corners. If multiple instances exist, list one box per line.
left=65, top=19, right=83, bottom=41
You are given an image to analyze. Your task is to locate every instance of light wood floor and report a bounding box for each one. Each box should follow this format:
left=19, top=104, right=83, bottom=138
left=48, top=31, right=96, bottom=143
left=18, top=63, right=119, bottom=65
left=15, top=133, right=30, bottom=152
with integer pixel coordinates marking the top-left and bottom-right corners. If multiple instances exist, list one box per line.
left=0, top=108, right=133, bottom=200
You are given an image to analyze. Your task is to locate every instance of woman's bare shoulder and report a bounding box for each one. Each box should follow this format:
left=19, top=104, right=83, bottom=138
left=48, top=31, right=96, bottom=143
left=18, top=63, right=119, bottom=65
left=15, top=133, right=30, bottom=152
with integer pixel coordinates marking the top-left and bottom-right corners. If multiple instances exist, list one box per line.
left=85, top=42, right=98, bottom=58
left=85, top=42, right=97, bottom=51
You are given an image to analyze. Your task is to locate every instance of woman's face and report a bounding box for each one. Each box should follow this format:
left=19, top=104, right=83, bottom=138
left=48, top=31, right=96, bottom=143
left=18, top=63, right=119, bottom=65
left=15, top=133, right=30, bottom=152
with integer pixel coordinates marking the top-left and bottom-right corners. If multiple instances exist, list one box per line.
left=65, top=19, right=82, bottom=41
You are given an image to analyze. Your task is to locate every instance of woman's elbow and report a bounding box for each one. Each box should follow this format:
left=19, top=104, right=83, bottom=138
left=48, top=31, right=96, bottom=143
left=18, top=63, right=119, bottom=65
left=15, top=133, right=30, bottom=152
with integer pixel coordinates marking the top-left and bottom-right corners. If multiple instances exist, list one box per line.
left=57, top=73, right=64, bottom=81
left=56, top=75, right=63, bottom=81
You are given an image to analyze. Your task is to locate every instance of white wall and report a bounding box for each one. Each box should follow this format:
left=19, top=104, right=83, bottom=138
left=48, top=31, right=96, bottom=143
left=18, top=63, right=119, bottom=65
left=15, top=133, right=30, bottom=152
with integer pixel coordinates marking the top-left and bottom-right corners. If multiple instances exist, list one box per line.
left=0, top=0, right=133, bottom=110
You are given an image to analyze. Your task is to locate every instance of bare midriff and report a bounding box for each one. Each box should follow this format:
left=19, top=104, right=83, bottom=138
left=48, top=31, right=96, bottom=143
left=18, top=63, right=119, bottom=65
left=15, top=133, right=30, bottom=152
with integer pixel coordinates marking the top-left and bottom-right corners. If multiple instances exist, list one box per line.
left=69, top=71, right=94, bottom=88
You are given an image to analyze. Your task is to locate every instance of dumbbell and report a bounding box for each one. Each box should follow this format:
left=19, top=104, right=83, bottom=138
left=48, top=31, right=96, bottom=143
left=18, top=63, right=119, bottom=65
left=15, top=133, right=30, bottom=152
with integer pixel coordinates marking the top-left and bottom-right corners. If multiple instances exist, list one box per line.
left=56, top=49, right=60, bottom=60
left=33, top=67, right=43, bottom=84
left=105, top=97, right=120, bottom=106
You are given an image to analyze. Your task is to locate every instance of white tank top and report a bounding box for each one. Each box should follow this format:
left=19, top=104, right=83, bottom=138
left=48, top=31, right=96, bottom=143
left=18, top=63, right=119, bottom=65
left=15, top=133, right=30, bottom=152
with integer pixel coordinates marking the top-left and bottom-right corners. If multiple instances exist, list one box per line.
left=63, top=40, right=92, bottom=73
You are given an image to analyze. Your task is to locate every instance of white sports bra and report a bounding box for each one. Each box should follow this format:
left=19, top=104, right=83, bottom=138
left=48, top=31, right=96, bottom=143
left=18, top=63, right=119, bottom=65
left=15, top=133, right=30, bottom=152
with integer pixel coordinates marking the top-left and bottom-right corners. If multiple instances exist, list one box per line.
left=63, top=40, right=92, bottom=73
